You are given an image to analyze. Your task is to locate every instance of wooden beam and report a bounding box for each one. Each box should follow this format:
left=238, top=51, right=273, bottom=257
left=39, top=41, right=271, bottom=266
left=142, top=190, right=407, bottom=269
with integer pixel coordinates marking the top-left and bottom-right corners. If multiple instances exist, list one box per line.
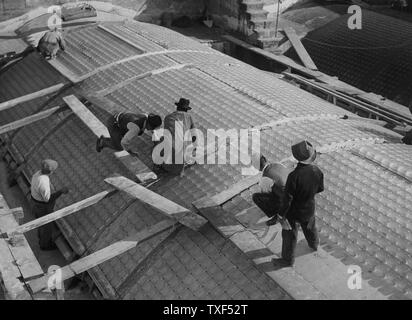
left=63, top=95, right=109, bottom=137
left=0, top=106, right=66, bottom=135
left=28, top=219, right=176, bottom=293
left=193, top=175, right=260, bottom=209
left=114, top=151, right=157, bottom=183
left=0, top=194, right=43, bottom=291
left=283, top=27, right=317, bottom=71
left=0, top=190, right=116, bottom=238
left=105, top=176, right=208, bottom=230
left=0, top=84, right=65, bottom=112
left=47, top=59, right=81, bottom=83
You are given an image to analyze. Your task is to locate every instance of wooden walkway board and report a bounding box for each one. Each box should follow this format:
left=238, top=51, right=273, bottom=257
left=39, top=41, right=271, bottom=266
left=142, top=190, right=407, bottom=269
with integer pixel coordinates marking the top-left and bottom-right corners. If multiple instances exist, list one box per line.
left=0, top=106, right=65, bottom=135
left=114, top=151, right=157, bottom=183
left=105, top=176, right=207, bottom=230
left=282, top=27, right=318, bottom=71
left=63, top=95, right=109, bottom=138
left=1, top=190, right=115, bottom=238
left=28, top=219, right=176, bottom=293
left=0, top=83, right=65, bottom=112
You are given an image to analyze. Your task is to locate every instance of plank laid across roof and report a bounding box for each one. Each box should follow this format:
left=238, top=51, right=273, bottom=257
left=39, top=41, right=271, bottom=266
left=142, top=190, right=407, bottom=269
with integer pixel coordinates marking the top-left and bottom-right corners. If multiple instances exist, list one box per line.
left=0, top=20, right=410, bottom=300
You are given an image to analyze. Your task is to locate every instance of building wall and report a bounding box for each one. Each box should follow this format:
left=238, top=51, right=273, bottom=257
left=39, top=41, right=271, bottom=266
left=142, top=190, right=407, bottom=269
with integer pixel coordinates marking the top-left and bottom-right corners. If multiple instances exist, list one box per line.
left=0, top=0, right=206, bottom=22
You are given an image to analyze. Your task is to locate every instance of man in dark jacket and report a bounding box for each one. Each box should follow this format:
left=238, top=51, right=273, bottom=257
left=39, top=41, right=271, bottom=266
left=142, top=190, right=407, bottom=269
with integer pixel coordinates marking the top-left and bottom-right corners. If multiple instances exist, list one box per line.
left=96, top=112, right=162, bottom=155
left=274, top=140, right=324, bottom=267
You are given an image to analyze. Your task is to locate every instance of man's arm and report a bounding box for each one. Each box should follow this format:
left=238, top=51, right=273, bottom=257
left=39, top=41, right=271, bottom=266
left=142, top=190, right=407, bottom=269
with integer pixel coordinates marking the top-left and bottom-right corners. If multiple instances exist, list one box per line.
left=277, top=175, right=295, bottom=218
left=317, top=170, right=324, bottom=194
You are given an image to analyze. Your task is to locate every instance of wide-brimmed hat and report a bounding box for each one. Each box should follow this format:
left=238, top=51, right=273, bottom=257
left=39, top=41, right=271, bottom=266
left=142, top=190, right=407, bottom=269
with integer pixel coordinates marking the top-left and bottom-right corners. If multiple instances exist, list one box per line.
left=291, top=140, right=317, bottom=164
left=41, top=159, right=58, bottom=173
left=175, top=98, right=191, bottom=110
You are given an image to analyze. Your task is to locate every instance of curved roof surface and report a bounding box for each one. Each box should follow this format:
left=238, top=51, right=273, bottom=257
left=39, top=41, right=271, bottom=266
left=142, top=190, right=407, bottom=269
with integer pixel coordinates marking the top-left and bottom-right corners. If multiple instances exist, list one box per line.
left=286, top=10, right=412, bottom=109
left=0, top=20, right=411, bottom=299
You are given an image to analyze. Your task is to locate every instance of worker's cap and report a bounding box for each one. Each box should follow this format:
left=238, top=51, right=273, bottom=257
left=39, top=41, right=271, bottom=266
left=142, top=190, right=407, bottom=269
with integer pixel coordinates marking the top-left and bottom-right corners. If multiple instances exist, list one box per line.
left=41, top=159, right=58, bottom=174
left=291, top=140, right=317, bottom=164
left=175, top=98, right=191, bottom=110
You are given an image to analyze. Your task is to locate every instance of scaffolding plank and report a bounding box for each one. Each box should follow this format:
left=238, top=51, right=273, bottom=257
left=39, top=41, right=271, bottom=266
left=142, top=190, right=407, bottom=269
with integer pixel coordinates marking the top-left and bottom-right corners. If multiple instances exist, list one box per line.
left=0, top=194, right=43, bottom=289
left=0, top=106, right=65, bottom=135
left=0, top=84, right=65, bottom=112
left=62, top=95, right=109, bottom=137
left=283, top=27, right=318, bottom=70
left=0, top=190, right=116, bottom=238
left=28, top=219, right=176, bottom=293
left=105, top=176, right=208, bottom=230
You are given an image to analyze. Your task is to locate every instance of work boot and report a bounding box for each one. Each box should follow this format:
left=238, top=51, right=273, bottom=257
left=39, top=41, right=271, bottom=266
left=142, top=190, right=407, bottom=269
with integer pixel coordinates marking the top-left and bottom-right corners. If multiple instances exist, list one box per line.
left=272, top=258, right=294, bottom=268
left=266, top=216, right=278, bottom=226
left=96, top=136, right=104, bottom=152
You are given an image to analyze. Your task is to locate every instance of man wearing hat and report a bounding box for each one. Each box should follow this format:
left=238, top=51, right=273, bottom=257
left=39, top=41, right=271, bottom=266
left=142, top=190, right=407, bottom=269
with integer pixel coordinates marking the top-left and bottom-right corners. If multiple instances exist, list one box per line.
left=30, top=159, right=69, bottom=250
left=37, top=27, right=66, bottom=60
left=274, top=140, right=324, bottom=267
left=252, top=155, right=292, bottom=226
left=96, top=112, right=162, bottom=155
left=160, top=98, right=197, bottom=174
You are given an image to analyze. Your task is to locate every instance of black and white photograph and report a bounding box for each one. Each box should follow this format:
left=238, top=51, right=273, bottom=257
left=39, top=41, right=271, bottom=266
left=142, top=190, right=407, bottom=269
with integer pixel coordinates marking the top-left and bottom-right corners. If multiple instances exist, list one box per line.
left=0, top=0, right=411, bottom=308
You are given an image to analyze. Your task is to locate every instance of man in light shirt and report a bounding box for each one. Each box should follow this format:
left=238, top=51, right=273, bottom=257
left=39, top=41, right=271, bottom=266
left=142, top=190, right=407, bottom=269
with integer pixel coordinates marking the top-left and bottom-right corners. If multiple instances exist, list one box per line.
left=96, top=111, right=162, bottom=156
left=252, top=155, right=292, bottom=226
left=30, top=159, right=69, bottom=250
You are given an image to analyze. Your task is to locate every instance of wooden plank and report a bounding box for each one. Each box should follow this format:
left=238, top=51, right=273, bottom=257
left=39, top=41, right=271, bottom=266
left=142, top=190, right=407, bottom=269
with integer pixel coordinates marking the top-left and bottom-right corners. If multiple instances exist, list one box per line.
left=0, top=106, right=65, bottom=135
left=105, top=176, right=207, bottom=230
left=193, top=175, right=260, bottom=209
left=114, top=151, right=157, bottom=183
left=28, top=219, right=176, bottom=293
left=283, top=27, right=317, bottom=71
left=0, top=83, right=65, bottom=112
left=63, top=95, right=109, bottom=137
left=1, top=190, right=116, bottom=238
left=0, top=194, right=43, bottom=287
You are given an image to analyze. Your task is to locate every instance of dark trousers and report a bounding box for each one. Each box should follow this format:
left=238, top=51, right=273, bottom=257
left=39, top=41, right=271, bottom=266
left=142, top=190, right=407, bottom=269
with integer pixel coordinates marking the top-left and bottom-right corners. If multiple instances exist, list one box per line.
left=101, top=116, right=124, bottom=151
left=252, top=192, right=281, bottom=218
left=31, top=191, right=63, bottom=250
left=281, top=216, right=319, bottom=265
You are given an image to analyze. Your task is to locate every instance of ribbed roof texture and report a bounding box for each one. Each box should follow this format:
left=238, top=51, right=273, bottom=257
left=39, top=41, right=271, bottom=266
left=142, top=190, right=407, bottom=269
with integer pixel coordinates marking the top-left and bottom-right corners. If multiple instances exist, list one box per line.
left=0, top=20, right=411, bottom=299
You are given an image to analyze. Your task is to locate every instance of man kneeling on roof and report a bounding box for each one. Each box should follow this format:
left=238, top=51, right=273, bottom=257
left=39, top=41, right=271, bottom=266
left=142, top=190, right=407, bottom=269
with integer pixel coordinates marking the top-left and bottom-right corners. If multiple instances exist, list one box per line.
left=252, top=155, right=292, bottom=226
left=273, top=140, right=324, bottom=267
left=96, top=111, right=162, bottom=156
left=30, top=160, right=69, bottom=250
left=37, top=27, right=66, bottom=60
left=156, top=98, right=197, bottom=175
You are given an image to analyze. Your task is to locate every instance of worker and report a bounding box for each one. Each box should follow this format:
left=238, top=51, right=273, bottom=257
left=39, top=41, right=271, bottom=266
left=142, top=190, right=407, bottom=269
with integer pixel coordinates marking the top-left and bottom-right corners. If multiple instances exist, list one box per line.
left=252, top=155, right=292, bottom=226
left=30, top=159, right=69, bottom=250
left=160, top=98, right=197, bottom=174
left=96, top=111, right=162, bottom=156
left=273, top=140, right=324, bottom=267
left=37, top=28, right=66, bottom=60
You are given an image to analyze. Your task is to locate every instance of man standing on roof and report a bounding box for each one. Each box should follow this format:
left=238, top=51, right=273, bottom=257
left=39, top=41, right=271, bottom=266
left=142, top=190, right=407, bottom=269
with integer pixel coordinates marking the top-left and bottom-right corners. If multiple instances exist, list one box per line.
left=273, top=140, right=324, bottom=267
left=96, top=111, right=162, bottom=155
left=30, top=159, right=69, bottom=250
left=160, top=98, right=197, bottom=174
left=37, top=27, right=66, bottom=60
left=252, top=155, right=292, bottom=226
